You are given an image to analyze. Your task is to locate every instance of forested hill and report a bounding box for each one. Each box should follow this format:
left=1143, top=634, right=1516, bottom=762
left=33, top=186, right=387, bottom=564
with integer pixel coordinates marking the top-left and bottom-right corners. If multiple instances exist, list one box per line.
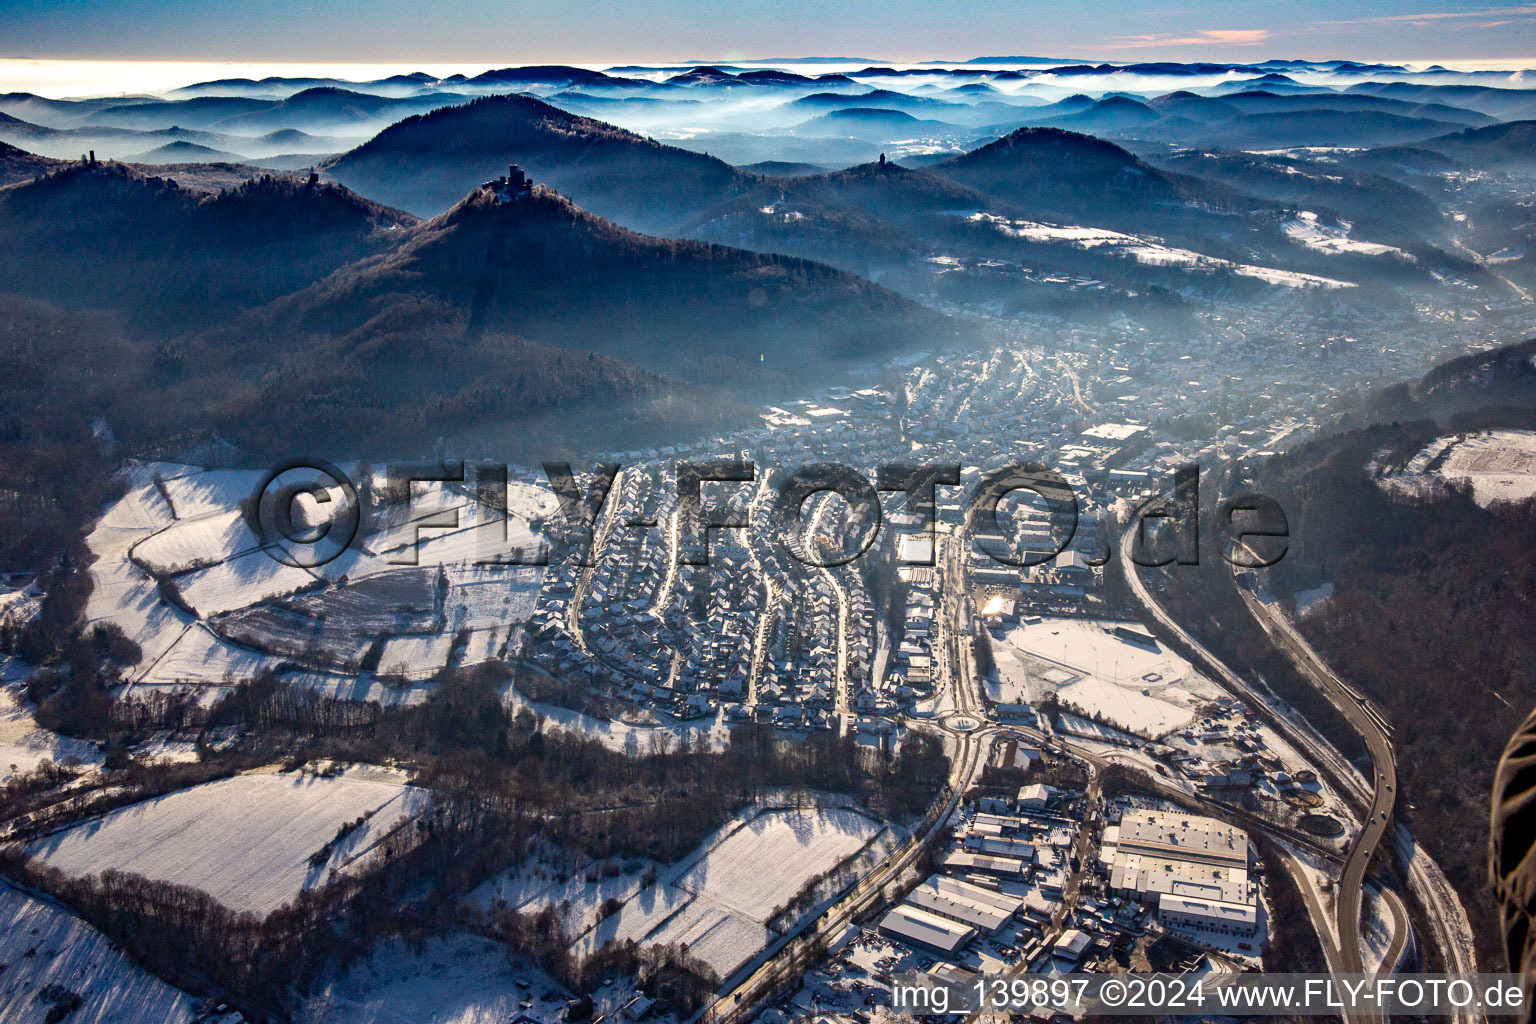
left=1249, top=337, right=1536, bottom=965
left=323, top=94, right=755, bottom=230
left=259, top=182, right=960, bottom=388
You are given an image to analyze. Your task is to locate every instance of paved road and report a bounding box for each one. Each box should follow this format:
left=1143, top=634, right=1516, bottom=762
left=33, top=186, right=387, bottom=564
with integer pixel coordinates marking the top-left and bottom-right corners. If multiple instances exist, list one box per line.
left=1240, top=588, right=1479, bottom=1024
left=698, top=726, right=986, bottom=1024
left=698, top=527, right=988, bottom=1024
left=1116, top=513, right=1410, bottom=1024
left=1378, top=885, right=1413, bottom=973
left=1240, top=581, right=1397, bottom=992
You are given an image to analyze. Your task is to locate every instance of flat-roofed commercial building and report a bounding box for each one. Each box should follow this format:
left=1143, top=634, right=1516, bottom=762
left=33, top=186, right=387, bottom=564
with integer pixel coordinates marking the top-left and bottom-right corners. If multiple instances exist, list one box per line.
left=1157, top=893, right=1260, bottom=938
left=930, top=875, right=1026, bottom=918
left=1116, top=809, right=1248, bottom=870
left=1110, top=809, right=1253, bottom=904
left=878, top=903, right=976, bottom=956
left=906, top=875, right=1024, bottom=935
left=1108, top=809, right=1263, bottom=947
left=939, top=850, right=1029, bottom=878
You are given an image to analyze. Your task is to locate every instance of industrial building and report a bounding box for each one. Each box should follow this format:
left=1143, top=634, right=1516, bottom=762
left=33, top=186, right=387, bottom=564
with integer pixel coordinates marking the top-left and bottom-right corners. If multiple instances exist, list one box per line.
left=1106, top=809, right=1262, bottom=943
left=963, top=834, right=1038, bottom=861
left=877, top=903, right=976, bottom=956
left=939, top=850, right=1029, bottom=878
left=1157, top=892, right=1260, bottom=939
left=905, top=874, right=1025, bottom=935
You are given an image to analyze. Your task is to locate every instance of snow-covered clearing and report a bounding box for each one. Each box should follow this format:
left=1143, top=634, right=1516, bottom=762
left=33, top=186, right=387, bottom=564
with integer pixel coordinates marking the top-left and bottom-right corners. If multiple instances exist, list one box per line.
left=474, top=846, right=662, bottom=936
left=132, top=510, right=260, bottom=575
left=0, top=881, right=235, bottom=1024
left=964, top=211, right=1354, bottom=289
left=1282, top=211, right=1410, bottom=259
left=1293, top=582, right=1334, bottom=618
left=673, top=808, right=879, bottom=920
left=1375, top=430, right=1536, bottom=507
left=1057, top=676, right=1193, bottom=737
left=135, top=624, right=281, bottom=687
left=158, top=469, right=262, bottom=520
left=1056, top=711, right=1142, bottom=746
left=573, top=807, right=883, bottom=980
left=1427, top=429, right=1536, bottom=506
left=990, top=618, right=1220, bottom=739
left=377, top=633, right=460, bottom=680
left=29, top=768, right=430, bottom=916
left=284, top=670, right=433, bottom=707
left=296, top=933, right=571, bottom=1024
left=503, top=682, right=733, bottom=754
left=174, top=551, right=319, bottom=617
left=0, top=683, right=102, bottom=781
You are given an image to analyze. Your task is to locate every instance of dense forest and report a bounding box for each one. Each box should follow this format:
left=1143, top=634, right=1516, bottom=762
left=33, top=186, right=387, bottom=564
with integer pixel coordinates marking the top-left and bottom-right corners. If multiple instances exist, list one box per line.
left=1138, top=339, right=1536, bottom=967
left=0, top=159, right=960, bottom=466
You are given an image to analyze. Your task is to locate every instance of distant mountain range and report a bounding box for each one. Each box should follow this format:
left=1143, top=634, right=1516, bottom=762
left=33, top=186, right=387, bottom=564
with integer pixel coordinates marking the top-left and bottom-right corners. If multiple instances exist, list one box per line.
left=3, top=57, right=1535, bottom=452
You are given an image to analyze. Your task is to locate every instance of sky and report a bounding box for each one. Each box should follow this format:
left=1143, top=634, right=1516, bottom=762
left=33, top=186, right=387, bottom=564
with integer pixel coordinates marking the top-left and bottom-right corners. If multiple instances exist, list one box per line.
left=1, top=0, right=1535, bottom=65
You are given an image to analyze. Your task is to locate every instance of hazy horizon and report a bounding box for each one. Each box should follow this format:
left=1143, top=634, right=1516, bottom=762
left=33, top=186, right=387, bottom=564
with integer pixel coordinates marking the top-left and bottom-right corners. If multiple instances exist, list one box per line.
left=3, top=53, right=1536, bottom=100
left=4, top=0, right=1536, bottom=70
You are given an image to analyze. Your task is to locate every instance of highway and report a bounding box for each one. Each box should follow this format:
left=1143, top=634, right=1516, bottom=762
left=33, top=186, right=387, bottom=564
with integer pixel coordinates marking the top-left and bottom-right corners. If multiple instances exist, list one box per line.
left=1242, top=581, right=1480, bottom=1021
left=1239, top=579, right=1397, bottom=986
left=700, top=483, right=1442, bottom=1024
left=1117, top=513, right=1423, bottom=1022
left=1117, top=517, right=1394, bottom=980
left=1119, top=491, right=1486, bottom=1024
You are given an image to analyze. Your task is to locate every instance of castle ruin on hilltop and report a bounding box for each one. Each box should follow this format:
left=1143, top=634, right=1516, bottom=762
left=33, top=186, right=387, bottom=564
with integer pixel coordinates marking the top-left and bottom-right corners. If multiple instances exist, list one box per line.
left=489, top=164, right=533, bottom=203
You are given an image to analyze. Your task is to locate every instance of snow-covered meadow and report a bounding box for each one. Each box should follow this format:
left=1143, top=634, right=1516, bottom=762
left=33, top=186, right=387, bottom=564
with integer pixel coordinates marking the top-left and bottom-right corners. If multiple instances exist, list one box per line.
left=0, top=683, right=102, bottom=782
left=0, top=881, right=242, bottom=1024
left=499, top=807, right=886, bottom=982
left=28, top=768, right=430, bottom=915
left=296, top=932, right=571, bottom=1024
left=80, top=461, right=554, bottom=696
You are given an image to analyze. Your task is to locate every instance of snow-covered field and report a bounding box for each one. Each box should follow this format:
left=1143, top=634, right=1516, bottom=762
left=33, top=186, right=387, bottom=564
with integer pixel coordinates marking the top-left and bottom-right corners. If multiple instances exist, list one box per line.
left=135, top=624, right=282, bottom=688
left=378, top=632, right=460, bottom=679
left=81, top=461, right=554, bottom=689
left=570, top=807, right=883, bottom=980
left=1057, top=677, right=1193, bottom=736
left=673, top=808, right=878, bottom=919
left=990, top=618, right=1220, bottom=739
left=297, top=933, right=571, bottom=1024
left=29, top=768, right=430, bottom=915
left=1428, top=429, right=1536, bottom=506
left=1282, top=211, right=1410, bottom=259
left=174, top=551, right=320, bottom=617
left=132, top=510, right=260, bottom=575
left=503, top=682, right=733, bottom=754
left=1376, top=430, right=1536, bottom=507
left=0, top=881, right=236, bottom=1024
left=964, top=211, right=1354, bottom=289
left=0, top=683, right=102, bottom=781
left=1293, top=582, right=1334, bottom=618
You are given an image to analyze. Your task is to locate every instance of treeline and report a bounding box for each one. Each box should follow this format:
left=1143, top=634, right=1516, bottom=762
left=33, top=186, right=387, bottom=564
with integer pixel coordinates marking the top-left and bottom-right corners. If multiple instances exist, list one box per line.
left=494, top=903, right=721, bottom=1017
left=1135, top=403, right=1535, bottom=966
left=196, top=662, right=949, bottom=861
